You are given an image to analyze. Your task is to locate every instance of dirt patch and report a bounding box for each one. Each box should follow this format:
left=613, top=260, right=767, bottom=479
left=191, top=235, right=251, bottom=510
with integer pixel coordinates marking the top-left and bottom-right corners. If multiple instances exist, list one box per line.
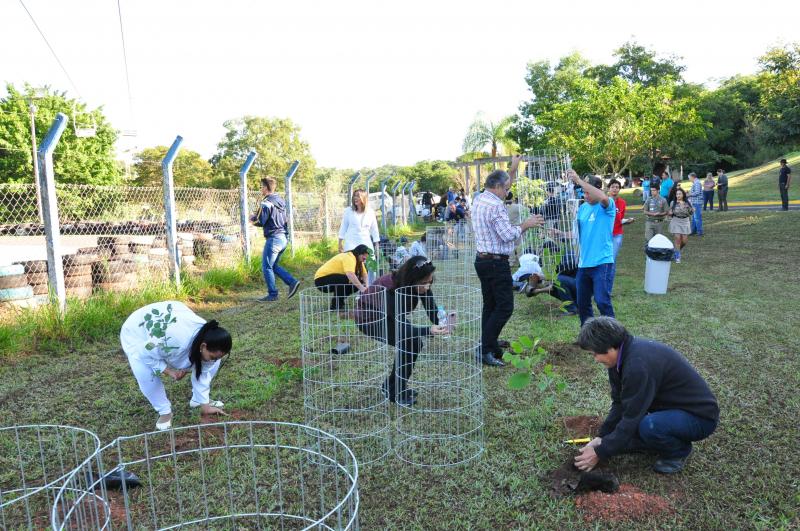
left=548, top=342, right=584, bottom=357
left=575, top=484, right=673, bottom=523
left=545, top=459, right=620, bottom=498
left=562, top=415, right=603, bottom=438
left=273, top=357, right=302, bottom=368
left=105, top=490, right=131, bottom=526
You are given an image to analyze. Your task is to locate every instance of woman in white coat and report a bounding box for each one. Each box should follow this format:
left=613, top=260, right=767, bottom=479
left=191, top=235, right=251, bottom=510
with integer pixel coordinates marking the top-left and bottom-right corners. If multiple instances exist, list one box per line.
left=338, top=189, right=380, bottom=253
left=120, top=301, right=232, bottom=431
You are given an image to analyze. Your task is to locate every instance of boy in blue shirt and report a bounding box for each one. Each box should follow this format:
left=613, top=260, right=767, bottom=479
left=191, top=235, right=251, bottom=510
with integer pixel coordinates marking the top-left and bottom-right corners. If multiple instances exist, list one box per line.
left=569, top=170, right=616, bottom=325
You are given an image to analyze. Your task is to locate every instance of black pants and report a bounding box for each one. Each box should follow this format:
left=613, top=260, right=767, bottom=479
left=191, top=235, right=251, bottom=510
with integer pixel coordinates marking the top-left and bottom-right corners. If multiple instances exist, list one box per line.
left=358, top=318, right=424, bottom=401
left=717, top=187, right=728, bottom=211
left=314, top=274, right=356, bottom=309
left=779, top=182, right=790, bottom=210
left=474, top=256, right=513, bottom=356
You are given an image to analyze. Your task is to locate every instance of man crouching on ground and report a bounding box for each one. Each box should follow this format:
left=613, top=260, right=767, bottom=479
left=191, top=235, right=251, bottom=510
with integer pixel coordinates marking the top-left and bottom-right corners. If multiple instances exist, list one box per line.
left=574, top=317, right=719, bottom=474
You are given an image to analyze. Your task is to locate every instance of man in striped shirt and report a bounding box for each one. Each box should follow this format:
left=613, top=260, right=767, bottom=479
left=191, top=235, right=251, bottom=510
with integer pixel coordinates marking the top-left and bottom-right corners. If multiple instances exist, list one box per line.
left=473, top=155, right=545, bottom=367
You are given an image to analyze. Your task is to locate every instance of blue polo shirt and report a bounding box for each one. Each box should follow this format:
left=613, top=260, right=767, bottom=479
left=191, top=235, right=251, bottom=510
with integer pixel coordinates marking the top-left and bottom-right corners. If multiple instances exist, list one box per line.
left=577, top=200, right=616, bottom=268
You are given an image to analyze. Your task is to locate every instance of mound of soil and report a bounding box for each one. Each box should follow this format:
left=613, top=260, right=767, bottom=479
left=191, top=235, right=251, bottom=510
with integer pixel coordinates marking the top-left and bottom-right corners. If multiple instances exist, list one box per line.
left=562, top=415, right=603, bottom=438
left=545, top=459, right=619, bottom=498
left=575, top=484, right=673, bottom=523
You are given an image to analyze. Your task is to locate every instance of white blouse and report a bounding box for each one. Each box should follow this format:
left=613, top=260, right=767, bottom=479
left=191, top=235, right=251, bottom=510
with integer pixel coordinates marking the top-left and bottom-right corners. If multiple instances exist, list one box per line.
left=338, top=207, right=380, bottom=251
left=120, top=300, right=219, bottom=404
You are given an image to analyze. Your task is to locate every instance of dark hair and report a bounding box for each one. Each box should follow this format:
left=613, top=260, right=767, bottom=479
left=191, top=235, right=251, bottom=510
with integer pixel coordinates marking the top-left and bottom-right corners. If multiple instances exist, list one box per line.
left=189, top=320, right=232, bottom=378
left=577, top=317, right=628, bottom=353
left=653, top=162, right=666, bottom=176
left=780, top=158, right=787, bottom=164
left=485, top=170, right=510, bottom=189
left=608, top=179, right=622, bottom=189
left=351, top=244, right=370, bottom=280
left=675, top=188, right=687, bottom=202
left=587, top=176, right=603, bottom=189
left=393, top=255, right=436, bottom=288
left=260, top=177, right=277, bottom=192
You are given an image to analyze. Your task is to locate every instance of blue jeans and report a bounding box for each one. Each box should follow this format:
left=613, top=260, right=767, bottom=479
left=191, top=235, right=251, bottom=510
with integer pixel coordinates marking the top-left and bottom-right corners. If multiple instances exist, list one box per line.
left=609, top=235, right=623, bottom=292
left=576, top=263, right=615, bottom=325
left=551, top=273, right=577, bottom=313
left=262, top=234, right=296, bottom=297
left=625, top=410, right=718, bottom=459
left=690, top=202, right=703, bottom=235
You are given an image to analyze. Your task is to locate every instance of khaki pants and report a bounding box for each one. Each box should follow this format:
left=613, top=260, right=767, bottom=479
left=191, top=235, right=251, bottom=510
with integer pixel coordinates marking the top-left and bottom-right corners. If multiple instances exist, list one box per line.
left=645, top=220, right=664, bottom=242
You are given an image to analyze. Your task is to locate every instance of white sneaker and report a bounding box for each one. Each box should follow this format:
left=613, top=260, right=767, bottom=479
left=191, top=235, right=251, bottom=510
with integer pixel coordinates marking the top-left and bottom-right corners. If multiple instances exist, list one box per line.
left=189, top=399, right=224, bottom=408
left=155, top=416, right=172, bottom=431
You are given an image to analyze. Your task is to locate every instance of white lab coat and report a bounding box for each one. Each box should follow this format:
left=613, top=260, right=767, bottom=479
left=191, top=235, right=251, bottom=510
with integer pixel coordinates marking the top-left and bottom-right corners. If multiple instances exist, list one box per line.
left=120, top=301, right=219, bottom=409
left=338, top=207, right=380, bottom=252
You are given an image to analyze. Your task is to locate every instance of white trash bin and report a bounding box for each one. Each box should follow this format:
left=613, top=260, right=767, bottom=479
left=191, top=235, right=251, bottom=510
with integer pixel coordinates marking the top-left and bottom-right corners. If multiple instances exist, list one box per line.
left=644, top=234, right=674, bottom=294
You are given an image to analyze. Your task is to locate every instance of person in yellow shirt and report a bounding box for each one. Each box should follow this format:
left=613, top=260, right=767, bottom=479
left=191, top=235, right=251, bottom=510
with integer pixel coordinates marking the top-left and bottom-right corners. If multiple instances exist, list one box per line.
left=314, top=244, right=371, bottom=310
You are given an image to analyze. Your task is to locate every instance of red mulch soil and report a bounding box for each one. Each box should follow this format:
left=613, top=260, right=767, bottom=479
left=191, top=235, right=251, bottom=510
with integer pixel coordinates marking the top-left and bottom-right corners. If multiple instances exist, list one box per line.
left=105, top=490, right=131, bottom=526
left=575, top=483, right=673, bottom=523
left=562, top=415, right=603, bottom=438
left=273, top=357, right=302, bottom=368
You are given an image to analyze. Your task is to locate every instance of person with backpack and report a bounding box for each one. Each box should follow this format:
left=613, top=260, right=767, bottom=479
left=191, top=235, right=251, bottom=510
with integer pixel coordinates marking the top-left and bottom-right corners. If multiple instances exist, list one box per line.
left=251, top=177, right=300, bottom=302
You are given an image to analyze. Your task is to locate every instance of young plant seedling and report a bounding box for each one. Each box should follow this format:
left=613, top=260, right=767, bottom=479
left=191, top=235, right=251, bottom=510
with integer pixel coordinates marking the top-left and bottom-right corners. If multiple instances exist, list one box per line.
left=505, top=333, right=567, bottom=410
left=138, top=304, right=179, bottom=373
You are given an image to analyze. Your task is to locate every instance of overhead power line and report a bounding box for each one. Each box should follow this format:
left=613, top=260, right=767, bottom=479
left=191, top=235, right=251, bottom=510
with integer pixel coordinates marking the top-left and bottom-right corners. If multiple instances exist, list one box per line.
left=116, top=0, right=135, bottom=125
left=17, top=0, right=83, bottom=100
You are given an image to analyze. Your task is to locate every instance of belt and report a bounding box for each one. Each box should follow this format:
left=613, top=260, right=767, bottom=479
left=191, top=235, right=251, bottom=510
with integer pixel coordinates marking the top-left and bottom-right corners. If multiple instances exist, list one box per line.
left=476, top=252, right=509, bottom=260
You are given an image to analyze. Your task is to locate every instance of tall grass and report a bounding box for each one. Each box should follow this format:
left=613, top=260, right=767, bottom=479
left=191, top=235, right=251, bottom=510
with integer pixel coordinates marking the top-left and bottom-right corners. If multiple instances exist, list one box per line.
left=384, top=222, right=426, bottom=239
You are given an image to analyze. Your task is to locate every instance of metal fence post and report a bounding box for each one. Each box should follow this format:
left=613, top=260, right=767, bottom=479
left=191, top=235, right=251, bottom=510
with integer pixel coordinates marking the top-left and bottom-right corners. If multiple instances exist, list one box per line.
left=37, top=113, right=68, bottom=313
left=379, top=178, right=389, bottom=234
left=162, top=136, right=183, bottom=287
left=346, top=171, right=360, bottom=203
left=476, top=163, right=481, bottom=191
left=284, top=160, right=300, bottom=256
left=238, top=151, right=257, bottom=261
left=390, top=182, right=402, bottom=227
left=400, top=182, right=412, bottom=225
left=407, top=181, right=417, bottom=223
left=364, top=172, right=375, bottom=196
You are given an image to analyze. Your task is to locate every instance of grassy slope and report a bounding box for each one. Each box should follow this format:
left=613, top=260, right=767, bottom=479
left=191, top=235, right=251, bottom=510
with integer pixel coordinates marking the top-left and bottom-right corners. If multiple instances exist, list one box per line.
left=1, top=211, right=799, bottom=529
left=620, top=151, right=800, bottom=204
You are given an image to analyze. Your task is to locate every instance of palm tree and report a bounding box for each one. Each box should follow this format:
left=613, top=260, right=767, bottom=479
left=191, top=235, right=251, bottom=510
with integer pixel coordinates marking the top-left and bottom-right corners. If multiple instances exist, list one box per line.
left=462, top=113, right=519, bottom=157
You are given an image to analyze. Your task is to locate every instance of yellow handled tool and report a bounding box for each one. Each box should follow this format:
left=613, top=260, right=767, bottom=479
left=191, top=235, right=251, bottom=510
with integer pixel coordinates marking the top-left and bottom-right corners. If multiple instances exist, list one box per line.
left=564, top=437, right=591, bottom=444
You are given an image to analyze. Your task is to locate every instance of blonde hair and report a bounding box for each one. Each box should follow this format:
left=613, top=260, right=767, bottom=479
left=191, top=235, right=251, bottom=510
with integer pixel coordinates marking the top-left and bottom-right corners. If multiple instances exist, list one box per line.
left=351, top=189, right=368, bottom=212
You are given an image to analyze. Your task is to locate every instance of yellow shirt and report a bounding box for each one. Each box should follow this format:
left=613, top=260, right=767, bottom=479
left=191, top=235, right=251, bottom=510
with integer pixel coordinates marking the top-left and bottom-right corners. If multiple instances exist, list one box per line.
left=315, top=252, right=358, bottom=279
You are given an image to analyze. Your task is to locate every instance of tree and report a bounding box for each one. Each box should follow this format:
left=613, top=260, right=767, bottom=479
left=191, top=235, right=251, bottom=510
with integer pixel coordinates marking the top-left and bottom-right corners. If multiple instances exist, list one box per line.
left=755, top=43, right=800, bottom=151
left=587, top=41, right=685, bottom=87
left=210, top=116, right=316, bottom=190
left=0, top=83, right=121, bottom=185
left=132, top=146, right=215, bottom=188
left=462, top=113, right=517, bottom=157
left=396, top=160, right=459, bottom=194
left=538, top=77, right=706, bottom=175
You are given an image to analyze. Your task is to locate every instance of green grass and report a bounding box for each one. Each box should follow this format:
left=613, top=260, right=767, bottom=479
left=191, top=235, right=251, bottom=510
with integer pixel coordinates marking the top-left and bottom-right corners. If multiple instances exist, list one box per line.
left=620, top=151, right=800, bottom=204
left=1, top=211, right=799, bottom=528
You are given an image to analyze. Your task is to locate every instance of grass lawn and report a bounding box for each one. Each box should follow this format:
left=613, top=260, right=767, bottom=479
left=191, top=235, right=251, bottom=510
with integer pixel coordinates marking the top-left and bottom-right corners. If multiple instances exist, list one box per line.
left=1, top=209, right=799, bottom=528
left=620, top=151, right=800, bottom=205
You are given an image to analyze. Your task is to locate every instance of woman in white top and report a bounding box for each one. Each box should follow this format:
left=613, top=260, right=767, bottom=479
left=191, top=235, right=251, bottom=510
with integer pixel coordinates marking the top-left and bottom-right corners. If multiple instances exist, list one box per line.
left=338, top=189, right=380, bottom=253
left=120, top=301, right=232, bottom=431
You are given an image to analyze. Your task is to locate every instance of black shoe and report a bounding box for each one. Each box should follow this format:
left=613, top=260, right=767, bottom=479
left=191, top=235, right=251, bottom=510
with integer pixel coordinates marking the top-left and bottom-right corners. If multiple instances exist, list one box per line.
left=257, top=295, right=278, bottom=302
left=653, top=455, right=689, bottom=474
left=481, top=352, right=505, bottom=367
left=287, top=281, right=301, bottom=299
left=396, top=390, right=417, bottom=407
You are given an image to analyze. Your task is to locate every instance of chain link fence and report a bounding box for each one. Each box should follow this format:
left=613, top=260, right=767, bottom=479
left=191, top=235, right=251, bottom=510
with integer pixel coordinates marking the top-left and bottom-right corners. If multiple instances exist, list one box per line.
left=0, top=183, right=340, bottom=307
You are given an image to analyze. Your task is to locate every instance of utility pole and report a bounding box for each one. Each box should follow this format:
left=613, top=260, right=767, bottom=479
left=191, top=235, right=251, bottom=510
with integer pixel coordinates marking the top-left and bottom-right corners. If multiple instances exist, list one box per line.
left=29, top=102, right=43, bottom=223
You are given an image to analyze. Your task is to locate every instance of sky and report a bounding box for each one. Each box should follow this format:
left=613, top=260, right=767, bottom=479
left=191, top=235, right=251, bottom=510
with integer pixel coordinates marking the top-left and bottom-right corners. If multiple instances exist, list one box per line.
left=1, top=0, right=798, bottom=169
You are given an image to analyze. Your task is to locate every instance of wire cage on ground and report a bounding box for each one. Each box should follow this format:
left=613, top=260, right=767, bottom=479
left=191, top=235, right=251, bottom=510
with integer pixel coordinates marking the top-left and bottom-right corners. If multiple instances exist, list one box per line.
left=300, top=286, right=391, bottom=466
left=51, top=421, right=359, bottom=531
left=393, top=283, right=483, bottom=467
left=0, top=424, right=101, bottom=530
left=425, top=222, right=478, bottom=287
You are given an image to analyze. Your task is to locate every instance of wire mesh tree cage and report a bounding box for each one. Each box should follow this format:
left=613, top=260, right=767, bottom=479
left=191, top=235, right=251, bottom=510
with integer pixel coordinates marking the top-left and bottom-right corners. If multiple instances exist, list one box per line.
left=0, top=424, right=101, bottom=530
left=393, top=283, right=483, bottom=467
left=425, top=222, right=478, bottom=287
left=51, top=421, right=359, bottom=530
left=300, top=286, right=392, bottom=466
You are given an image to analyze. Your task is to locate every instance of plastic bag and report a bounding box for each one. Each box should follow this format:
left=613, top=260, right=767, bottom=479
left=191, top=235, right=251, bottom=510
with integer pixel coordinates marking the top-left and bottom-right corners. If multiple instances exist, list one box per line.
left=645, top=246, right=674, bottom=261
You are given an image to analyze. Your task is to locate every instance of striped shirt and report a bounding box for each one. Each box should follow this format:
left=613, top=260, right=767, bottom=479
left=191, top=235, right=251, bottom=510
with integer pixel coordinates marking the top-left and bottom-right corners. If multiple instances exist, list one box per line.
left=471, top=191, right=521, bottom=255
left=688, top=179, right=703, bottom=204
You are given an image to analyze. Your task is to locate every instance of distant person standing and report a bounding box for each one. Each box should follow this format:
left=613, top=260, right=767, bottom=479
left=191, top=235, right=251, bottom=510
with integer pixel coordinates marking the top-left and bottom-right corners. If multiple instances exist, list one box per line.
left=687, top=173, right=704, bottom=235
left=607, top=180, right=626, bottom=293
left=668, top=189, right=694, bottom=263
left=569, top=171, right=616, bottom=325
left=339, top=189, right=380, bottom=253
left=702, top=173, right=716, bottom=211
left=778, top=159, right=792, bottom=211
left=650, top=163, right=665, bottom=198
left=716, top=169, right=729, bottom=211
left=472, top=156, right=544, bottom=367
left=644, top=187, right=669, bottom=241
left=659, top=171, right=674, bottom=200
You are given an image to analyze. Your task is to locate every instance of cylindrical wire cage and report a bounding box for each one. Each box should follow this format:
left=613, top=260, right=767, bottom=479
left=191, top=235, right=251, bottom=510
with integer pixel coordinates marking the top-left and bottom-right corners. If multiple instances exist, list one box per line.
left=0, top=424, right=101, bottom=530
left=425, top=222, right=478, bottom=287
left=51, top=421, right=360, bottom=530
left=393, top=283, right=483, bottom=467
left=300, top=286, right=391, bottom=465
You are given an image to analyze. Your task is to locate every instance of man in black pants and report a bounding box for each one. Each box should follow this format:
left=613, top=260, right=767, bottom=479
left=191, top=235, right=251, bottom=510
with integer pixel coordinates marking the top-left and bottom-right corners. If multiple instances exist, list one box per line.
left=716, top=169, right=729, bottom=211
left=778, top=158, right=792, bottom=211
left=471, top=155, right=544, bottom=366
left=574, top=317, right=719, bottom=474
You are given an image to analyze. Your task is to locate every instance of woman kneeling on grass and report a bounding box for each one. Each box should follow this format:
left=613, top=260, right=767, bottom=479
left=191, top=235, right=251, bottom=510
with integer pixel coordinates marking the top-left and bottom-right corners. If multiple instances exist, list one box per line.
left=314, top=244, right=371, bottom=310
left=668, top=188, right=694, bottom=263
left=121, top=301, right=231, bottom=431
left=354, top=256, right=448, bottom=406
